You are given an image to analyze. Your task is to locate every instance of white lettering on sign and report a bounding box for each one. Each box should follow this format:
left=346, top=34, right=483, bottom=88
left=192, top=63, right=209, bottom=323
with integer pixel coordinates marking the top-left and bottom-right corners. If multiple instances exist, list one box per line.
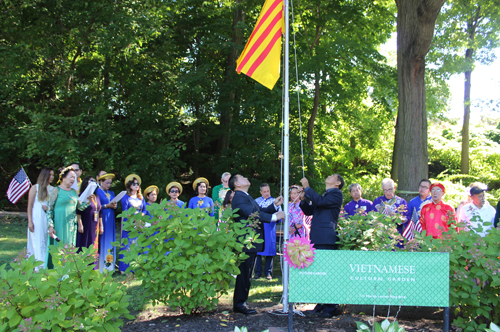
left=349, top=264, right=416, bottom=274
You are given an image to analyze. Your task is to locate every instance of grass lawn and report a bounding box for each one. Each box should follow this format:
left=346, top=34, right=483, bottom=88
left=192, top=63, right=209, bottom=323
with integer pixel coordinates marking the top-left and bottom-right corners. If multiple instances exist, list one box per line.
left=0, top=216, right=285, bottom=314
left=0, top=216, right=29, bottom=267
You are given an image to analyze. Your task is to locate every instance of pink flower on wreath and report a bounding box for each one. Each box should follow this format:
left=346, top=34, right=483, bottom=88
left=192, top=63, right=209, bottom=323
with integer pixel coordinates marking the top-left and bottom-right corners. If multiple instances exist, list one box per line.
left=284, top=237, right=315, bottom=269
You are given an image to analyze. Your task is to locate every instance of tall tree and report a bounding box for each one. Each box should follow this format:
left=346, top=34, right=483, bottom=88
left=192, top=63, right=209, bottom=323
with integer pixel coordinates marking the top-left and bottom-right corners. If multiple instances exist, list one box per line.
left=428, top=0, right=500, bottom=174
left=393, top=0, right=445, bottom=198
left=293, top=0, right=396, bottom=178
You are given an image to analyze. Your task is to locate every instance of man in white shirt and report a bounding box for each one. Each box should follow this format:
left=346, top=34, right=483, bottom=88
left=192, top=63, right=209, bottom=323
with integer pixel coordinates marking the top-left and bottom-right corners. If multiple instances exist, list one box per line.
left=459, top=185, right=495, bottom=237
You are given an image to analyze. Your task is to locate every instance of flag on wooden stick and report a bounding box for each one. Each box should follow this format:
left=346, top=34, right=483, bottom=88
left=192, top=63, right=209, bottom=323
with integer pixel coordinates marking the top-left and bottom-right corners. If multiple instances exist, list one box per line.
left=7, top=168, right=31, bottom=204
left=236, top=0, right=283, bottom=90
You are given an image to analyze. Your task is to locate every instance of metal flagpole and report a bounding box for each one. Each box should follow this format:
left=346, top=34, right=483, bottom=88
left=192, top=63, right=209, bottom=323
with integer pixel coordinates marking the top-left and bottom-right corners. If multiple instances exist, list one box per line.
left=283, top=0, right=290, bottom=319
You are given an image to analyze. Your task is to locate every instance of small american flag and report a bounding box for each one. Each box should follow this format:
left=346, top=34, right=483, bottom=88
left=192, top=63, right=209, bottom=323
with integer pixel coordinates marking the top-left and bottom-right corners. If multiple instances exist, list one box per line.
left=402, top=207, right=420, bottom=240
left=303, top=215, right=312, bottom=225
left=7, top=168, right=31, bottom=204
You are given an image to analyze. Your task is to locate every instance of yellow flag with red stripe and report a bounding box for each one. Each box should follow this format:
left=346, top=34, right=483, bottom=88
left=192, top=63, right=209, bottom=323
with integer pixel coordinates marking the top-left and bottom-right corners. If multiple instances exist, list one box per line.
left=236, top=0, right=283, bottom=90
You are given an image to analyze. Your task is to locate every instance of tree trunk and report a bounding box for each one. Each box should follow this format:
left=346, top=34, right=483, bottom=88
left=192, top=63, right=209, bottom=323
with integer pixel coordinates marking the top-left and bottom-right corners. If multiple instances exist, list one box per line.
left=461, top=65, right=472, bottom=174
left=350, top=136, right=358, bottom=169
left=391, top=116, right=399, bottom=181
left=395, top=0, right=444, bottom=200
left=217, top=1, right=244, bottom=153
left=461, top=5, right=479, bottom=174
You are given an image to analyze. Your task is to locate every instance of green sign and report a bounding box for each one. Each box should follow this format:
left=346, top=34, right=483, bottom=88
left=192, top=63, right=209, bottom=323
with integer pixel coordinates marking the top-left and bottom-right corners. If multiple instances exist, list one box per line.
left=289, top=250, right=449, bottom=307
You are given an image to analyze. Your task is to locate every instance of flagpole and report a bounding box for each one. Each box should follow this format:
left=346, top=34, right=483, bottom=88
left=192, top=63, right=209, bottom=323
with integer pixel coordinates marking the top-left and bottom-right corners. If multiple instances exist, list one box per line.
left=283, top=0, right=290, bottom=317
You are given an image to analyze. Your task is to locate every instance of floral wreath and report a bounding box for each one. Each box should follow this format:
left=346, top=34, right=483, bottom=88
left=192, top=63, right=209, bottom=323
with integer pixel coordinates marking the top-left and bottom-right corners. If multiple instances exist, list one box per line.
left=57, top=166, right=75, bottom=184
left=284, top=236, right=315, bottom=269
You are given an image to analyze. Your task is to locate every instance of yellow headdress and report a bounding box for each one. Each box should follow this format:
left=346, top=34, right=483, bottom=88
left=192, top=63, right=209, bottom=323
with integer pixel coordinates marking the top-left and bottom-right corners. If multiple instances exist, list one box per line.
left=192, top=177, right=209, bottom=190
left=144, top=185, right=159, bottom=197
left=166, top=182, right=183, bottom=195
left=57, top=166, right=75, bottom=184
left=97, top=173, right=115, bottom=181
left=124, top=174, right=141, bottom=186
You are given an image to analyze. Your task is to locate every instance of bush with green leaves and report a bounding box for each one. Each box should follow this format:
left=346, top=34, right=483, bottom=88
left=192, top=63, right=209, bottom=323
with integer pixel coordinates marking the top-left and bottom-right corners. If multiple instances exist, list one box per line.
left=0, top=246, right=133, bottom=332
left=337, top=212, right=405, bottom=251
left=118, top=201, right=262, bottom=314
left=417, top=220, right=500, bottom=331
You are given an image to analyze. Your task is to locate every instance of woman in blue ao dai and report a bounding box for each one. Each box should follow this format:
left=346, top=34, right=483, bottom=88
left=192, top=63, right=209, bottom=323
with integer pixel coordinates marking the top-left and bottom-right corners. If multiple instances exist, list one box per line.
left=96, top=173, right=118, bottom=273
left=188, top=177, right=214, bottom=217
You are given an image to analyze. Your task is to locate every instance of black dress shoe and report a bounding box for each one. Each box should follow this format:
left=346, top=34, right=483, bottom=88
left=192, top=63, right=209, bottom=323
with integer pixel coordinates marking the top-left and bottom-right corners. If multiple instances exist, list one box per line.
left=303, top=309, right=322, bottom=316
left=253, top=275, right=261, bottom=280
left=317, top=308, right=342, bottom=318
left=234, top=306, right=257, bottom=315
left=316, top=312, right=335, bottom=318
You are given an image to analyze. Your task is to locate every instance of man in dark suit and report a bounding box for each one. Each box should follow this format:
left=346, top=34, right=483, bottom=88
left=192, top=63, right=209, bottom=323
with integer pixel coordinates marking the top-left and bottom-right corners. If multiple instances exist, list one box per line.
left=229, top=174, right=285, bottom=315
left=299, top=173, right=344, bottom=318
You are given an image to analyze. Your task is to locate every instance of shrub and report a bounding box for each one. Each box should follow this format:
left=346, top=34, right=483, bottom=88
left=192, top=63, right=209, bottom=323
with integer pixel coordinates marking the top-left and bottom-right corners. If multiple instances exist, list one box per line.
left=118, top=200, right=262, bottom=314
left=0, top=246, right=133, bottom=332
left=418, top=221, right=500, bottom=331
left=337, top=212, right=404, bottom=251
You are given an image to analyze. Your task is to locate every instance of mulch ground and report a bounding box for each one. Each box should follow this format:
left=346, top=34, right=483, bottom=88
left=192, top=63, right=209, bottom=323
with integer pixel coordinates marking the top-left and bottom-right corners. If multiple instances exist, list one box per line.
left=122, top=303, right=446, bottom=332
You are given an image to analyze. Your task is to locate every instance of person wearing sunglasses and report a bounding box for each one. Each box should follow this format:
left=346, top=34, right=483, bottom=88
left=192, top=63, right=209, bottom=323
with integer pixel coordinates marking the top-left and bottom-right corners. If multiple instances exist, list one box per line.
left=166, top=182, right=184, bottom=208
left=119, top=174, right=147, bottom=273
left=96, top=173, right=118, bottom=273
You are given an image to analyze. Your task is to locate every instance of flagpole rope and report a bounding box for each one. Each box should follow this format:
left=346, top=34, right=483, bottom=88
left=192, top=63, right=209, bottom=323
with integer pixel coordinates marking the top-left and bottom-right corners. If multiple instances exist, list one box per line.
left=290, top=0, right=306, bottom=180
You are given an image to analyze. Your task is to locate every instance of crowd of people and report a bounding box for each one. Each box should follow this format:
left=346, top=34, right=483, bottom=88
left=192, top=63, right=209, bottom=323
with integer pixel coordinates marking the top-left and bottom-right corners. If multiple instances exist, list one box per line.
left=24, top=165, right=499, bottom=316
left=25, top=163, right=220, bottom=273
left=343, top=178, right=498, bottom=240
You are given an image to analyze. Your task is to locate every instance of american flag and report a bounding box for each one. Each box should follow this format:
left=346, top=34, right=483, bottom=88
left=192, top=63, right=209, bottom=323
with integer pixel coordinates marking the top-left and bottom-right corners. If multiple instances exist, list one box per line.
left=402, top=207, right=421, bottom=240
left=7, top=168, right=31, bottom=204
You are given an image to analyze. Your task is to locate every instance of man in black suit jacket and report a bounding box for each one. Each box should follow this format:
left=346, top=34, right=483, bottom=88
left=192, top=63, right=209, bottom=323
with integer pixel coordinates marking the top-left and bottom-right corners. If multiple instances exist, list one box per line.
left=299, top=173, right=344, bottom=317
left=229, top=174, right=285, bottom=315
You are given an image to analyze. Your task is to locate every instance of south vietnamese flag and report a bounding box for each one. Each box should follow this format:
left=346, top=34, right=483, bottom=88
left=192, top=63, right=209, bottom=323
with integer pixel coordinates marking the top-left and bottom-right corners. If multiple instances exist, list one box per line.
left=236, top=0, right=283, bottom=90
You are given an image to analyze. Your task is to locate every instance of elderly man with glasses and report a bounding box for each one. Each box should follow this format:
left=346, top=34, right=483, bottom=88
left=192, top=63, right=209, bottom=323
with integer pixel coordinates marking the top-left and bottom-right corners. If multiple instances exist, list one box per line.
left=212, top=172, right=231, bottom=218
left=372, top=178, right=409, bottom=237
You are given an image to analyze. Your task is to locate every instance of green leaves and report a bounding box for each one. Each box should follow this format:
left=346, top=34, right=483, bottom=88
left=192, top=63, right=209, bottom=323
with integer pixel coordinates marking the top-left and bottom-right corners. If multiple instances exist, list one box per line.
left=119, top=200, right=257, bottom=314
left=337, top=212, right=404, bottom=251
left=0, top=246, right=132, bottom=331
left=417, top=222, right=500, bottom=331
left=356, top=319, right=406, bottom=332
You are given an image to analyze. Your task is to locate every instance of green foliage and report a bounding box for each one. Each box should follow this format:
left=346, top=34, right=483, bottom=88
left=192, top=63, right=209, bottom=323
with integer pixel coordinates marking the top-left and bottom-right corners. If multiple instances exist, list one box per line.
left=418, top=221, right=500, bottom=331
left=0, top=246, right=133, bottom=332
left=428, top=118, right=500, bottom=197
left=429, top=0, right=500, bottom=75
left=356, top=319, right=406, bottom=332
left=0, top=0, right=399, bottom=204
left=337, top=212, right=404, bottom=251
left=117, top=201, right=262, bottom=314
